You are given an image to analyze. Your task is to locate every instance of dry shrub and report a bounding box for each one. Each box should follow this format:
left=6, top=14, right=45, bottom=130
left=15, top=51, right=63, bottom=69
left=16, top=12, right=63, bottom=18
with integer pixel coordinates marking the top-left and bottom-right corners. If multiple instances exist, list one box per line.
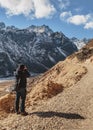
left=0, top=93, right=15, bottom=113
left=46, top=81, right=64, bottom=98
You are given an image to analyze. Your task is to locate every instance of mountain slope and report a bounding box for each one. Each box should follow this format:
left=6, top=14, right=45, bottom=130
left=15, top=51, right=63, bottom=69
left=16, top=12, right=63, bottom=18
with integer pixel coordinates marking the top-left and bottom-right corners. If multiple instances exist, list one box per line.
left=0, top=40, right=93, bottom=129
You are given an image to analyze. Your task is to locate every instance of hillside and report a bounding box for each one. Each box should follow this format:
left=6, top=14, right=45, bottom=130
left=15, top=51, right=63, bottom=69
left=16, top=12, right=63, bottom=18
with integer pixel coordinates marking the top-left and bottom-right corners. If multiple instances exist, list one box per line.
left=0, top=40, right=93, bottom=130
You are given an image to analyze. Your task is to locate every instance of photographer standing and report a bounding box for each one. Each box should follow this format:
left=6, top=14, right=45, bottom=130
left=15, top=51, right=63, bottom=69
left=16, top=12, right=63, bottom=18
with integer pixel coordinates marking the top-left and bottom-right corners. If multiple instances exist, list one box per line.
left=15, top=64, right=30, bottom=116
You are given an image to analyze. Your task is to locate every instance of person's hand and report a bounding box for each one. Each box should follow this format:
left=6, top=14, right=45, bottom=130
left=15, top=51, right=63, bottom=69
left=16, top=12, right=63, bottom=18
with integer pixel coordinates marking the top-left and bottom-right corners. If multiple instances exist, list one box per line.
left=24, top=66, right=27, bottom=70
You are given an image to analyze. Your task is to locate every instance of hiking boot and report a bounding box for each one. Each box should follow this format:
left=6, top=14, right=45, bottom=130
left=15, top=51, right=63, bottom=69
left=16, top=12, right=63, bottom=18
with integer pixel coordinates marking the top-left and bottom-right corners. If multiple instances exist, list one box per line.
left=21, top=111, right=28, bottom=116
left=16, top=111, right=20, bottom=114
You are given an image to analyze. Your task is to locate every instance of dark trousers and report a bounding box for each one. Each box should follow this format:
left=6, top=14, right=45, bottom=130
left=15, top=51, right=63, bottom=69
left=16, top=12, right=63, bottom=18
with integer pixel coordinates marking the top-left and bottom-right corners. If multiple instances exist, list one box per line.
left=15, top=88, right=26, bottom=112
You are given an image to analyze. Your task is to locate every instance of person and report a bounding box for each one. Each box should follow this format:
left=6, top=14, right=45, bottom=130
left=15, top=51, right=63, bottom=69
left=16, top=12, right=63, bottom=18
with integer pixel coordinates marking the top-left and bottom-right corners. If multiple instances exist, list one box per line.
left=14, top=64, right=30, bottom=115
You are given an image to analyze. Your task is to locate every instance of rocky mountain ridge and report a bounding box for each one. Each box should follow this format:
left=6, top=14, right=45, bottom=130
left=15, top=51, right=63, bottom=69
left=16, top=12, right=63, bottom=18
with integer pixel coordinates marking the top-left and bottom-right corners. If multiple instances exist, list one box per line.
left=0, top=22, right=88, bottom=77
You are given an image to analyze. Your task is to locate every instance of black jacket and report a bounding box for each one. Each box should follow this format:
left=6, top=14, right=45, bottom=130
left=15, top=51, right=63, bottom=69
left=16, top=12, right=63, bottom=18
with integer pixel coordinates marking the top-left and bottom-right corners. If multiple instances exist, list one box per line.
left=15, top=69, right=30, bottom=90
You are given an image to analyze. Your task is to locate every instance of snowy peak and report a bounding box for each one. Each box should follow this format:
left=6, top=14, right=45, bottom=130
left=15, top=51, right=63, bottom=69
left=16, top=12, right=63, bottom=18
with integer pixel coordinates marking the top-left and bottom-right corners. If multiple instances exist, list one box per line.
left=70, top=37, right=90, bottom=50
left=27, top=25, right=53, bottom=34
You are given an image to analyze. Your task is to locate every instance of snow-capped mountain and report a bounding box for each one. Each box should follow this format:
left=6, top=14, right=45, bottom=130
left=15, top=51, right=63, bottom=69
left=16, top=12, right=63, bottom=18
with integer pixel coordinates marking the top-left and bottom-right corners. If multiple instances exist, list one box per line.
left=0, top=22, right=78, bottom=77
left=70, top=37, right=89, bottom=50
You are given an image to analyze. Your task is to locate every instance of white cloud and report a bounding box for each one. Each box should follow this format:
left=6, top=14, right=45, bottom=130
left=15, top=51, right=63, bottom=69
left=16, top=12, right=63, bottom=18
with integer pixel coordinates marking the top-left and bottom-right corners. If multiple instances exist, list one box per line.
left=84, top=22, right=93, bottom=29
left=33, top=0, right=56, bottom=18
left=0, top=0, right=33, bottom=16
left=60, top=11, right=72, bottom=20
left=67, top=14, right=90, bottom=25
left=0, top=0, right=56, bottom=18
left=60, top=12, right=93, bottom=29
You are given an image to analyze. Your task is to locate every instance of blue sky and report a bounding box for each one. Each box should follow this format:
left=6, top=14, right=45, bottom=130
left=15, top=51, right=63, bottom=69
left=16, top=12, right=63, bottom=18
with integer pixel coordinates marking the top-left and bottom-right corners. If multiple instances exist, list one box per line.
left=0, top=0, right=93, bottom=39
